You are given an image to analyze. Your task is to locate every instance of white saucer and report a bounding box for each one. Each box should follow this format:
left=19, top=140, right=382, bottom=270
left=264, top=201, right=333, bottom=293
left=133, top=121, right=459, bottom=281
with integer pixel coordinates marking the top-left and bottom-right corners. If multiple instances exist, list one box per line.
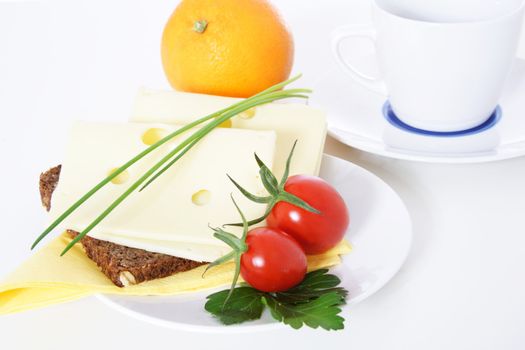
left=311, top=57, right=525, bottom=163
left=96, top=154, right=412, bottom=333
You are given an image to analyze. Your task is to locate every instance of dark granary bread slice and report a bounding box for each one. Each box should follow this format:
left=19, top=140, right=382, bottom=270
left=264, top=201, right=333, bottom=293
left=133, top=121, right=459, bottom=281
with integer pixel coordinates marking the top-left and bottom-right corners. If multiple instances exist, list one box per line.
left=66, top=230, right=204, bottom=287
left=39, top=165, right=205, bottom=287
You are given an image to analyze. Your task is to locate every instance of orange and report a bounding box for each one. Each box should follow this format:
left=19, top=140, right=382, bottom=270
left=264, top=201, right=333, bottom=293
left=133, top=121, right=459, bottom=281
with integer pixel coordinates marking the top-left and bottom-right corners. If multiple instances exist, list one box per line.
left=161, top=0, right=294, bottom=98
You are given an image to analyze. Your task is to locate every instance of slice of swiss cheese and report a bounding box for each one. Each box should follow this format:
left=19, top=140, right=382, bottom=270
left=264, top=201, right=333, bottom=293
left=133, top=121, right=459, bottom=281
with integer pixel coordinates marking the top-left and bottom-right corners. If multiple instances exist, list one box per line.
left=49, top=121, right=276, bottom=261
left=119, top=90, right=328, bottom=261
left=130, top=88, right=327, bottom=177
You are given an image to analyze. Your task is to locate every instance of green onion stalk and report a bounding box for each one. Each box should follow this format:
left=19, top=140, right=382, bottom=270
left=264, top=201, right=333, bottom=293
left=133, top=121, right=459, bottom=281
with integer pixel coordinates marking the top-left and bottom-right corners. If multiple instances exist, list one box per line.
left=31, top=74, right=311, bottom=256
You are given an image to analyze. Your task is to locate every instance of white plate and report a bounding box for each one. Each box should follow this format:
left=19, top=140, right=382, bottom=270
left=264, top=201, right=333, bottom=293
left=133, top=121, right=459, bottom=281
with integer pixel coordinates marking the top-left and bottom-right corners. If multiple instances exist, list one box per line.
left=97, top=154, right=412, bottom=332
left=311, top=57, right=525, bottom=163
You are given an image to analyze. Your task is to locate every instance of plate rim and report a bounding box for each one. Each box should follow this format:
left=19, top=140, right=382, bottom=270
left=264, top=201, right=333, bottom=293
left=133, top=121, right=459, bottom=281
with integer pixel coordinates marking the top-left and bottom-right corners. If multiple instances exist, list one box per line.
left=96, top=154, right=413, bottom=332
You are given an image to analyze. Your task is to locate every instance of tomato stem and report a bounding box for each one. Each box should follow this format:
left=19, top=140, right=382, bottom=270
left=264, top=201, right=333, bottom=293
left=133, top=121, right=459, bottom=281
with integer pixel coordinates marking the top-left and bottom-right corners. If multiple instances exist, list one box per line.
left=226, top=141, right=321, bottom=227
left=204, top=195, right=250, bottom=306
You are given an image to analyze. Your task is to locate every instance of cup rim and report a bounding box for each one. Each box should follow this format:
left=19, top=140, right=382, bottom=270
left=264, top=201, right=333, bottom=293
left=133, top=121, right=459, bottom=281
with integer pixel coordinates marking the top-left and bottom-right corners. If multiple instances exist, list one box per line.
left=373, top=0, right=525, bottom=25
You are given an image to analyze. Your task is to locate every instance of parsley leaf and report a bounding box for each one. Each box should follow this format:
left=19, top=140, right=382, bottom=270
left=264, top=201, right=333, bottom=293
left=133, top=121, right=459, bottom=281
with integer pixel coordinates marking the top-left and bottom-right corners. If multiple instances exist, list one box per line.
left=204, top=269, right=348, bottom=330
left=274, top=268, right=347, bottom=304
left=205, top=287, right=265, bottom=325
left=263, top=292, right=345, bottom=330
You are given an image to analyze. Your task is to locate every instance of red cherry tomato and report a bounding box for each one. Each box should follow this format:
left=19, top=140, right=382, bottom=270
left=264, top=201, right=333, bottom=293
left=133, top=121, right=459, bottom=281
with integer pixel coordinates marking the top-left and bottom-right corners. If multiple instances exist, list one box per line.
left=266, top=175, right=349, bottom=254
left=240, top=227, right=307, bottom=292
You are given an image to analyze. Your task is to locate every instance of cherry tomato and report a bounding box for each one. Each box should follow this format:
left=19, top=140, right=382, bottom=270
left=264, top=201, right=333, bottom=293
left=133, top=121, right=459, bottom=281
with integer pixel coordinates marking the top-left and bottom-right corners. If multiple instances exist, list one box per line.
left=240, top=227, right=307, bottom=292
left=267, top=175, right=349, bottom=254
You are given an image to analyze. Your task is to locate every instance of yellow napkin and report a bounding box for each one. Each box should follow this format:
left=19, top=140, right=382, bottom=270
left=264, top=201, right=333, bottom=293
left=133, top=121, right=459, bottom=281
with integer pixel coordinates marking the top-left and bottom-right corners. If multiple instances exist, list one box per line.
left=0, top=233, right=351, bottom=315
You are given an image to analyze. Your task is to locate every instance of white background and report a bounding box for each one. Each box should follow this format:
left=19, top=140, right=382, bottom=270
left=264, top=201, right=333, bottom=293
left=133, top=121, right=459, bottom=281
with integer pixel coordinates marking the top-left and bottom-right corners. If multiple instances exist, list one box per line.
left=1, top=0, right=525, bottom=349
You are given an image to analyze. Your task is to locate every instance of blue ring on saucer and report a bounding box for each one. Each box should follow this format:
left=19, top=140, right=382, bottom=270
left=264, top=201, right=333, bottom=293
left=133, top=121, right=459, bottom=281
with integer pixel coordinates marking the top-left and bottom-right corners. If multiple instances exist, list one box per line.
left=382, top=101, right=502, bottom=137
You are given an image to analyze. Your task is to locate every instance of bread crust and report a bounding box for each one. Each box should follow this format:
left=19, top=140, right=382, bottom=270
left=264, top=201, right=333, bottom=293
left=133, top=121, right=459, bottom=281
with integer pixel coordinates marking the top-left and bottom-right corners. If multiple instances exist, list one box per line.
left=39, top=165, right=61, bottom=211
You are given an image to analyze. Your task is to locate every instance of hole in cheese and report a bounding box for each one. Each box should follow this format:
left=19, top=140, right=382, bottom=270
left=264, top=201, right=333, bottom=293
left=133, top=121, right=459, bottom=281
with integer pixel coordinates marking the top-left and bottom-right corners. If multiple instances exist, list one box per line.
left=142, top=128, right=169, bottom=145
left=192, top=189, right=211, bottom=206
left=238, top=107, right=256, bottom=119
left=108, top=168, right=130, bottom=185
left=215, top=118, right=232, bottom=128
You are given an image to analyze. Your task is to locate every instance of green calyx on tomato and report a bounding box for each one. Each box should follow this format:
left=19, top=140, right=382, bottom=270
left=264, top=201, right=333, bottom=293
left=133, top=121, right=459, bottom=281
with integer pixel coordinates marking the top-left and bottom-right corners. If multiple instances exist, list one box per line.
left=226, top=140, right=320, bottom=227
left=230, top=140, right=349, bottom=255
left=203, top=195, right=249, bottom=304
left=204, top=195, right=308, bottom=302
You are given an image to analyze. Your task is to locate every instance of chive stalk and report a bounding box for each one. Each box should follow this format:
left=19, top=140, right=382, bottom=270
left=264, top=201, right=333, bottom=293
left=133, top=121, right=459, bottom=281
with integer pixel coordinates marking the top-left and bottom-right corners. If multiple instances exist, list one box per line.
left=31, top=74, right=311, bottom=255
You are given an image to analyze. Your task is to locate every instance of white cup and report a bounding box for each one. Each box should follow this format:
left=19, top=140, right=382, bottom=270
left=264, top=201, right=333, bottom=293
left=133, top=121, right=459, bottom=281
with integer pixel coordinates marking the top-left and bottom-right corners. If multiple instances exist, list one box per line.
left=332, top=0, right=525, bottom=132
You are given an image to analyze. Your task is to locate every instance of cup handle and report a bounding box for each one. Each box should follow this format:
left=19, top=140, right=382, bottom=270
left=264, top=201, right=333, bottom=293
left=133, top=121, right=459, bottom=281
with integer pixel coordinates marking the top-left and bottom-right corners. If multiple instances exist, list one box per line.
left=331, top=24, right=388, bottom=96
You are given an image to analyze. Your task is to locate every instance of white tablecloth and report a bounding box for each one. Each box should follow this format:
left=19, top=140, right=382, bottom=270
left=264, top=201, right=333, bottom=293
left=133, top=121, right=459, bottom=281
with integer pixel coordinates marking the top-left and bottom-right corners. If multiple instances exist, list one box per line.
left=1, top=1, right=524, bottom=349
